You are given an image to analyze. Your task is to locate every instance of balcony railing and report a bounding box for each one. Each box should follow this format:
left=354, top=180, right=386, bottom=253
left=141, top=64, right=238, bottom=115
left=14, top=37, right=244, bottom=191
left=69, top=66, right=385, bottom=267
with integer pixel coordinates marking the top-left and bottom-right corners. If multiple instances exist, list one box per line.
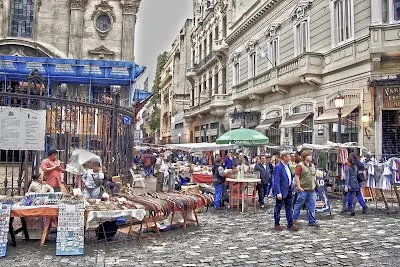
left=183, top=93, right=230, bottom=118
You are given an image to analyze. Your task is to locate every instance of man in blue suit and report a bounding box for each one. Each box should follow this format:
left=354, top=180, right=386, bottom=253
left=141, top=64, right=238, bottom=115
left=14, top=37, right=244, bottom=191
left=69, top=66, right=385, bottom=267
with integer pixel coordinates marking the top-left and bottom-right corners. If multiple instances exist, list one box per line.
left=273, top=151, right=300, bottom=231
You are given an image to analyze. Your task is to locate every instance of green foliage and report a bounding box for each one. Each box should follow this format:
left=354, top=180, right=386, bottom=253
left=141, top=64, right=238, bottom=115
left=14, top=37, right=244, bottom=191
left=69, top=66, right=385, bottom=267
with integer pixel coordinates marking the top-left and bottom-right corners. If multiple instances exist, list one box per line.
left=149, top=52, right=168, bottom=132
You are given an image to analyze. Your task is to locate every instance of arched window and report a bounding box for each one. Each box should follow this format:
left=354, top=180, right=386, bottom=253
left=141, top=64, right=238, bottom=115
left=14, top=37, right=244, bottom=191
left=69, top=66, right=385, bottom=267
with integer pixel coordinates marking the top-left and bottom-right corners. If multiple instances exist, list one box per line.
left=9, top=0, right=34, bottom=38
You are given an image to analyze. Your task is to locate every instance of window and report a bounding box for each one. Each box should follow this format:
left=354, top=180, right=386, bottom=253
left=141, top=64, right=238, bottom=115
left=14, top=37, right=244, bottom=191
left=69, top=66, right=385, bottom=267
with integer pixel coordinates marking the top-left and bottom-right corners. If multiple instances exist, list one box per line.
left=329, top=109, right=359, bottom=143
left=233, top=63, right=240, bottom=86
left=9, top=0, right=34, bottom=38
left=214, top=72, right=219, bottom=95
left=199, top=44, right=202, bottom=61
left=204, top=39, right=207, bottom=57
left=269, top=38, right=278, bottom=67
left=222, top=67, right=227, bottom=94
left=208, top=76, right=212, bottom=98
left=295, top=19, right=309, bottom=55
left=394, top=0, right=400, bottom=20
left=222, top=16, right=227, bottom=38
left=209, top=32, right=213, bottom=54
left=95, top=13, right=112, bottom=32
left=175, top=122, right=184, bottom=129
left=192, top=49, right=196, bottom=66
left=293, top=103, right=313, bottom=114
left=203, top=80, right=207, bottom=95
left=266, top=121, right=281, bottom=145
left=249, top=52, right=257, bottom=78
left=333, top=0, right=354, bottom=45
left=293, top=116, right=313, bottom=146
left=215, top=25, right=219, bottom=41
left=210, top=122, right=219, bottom=129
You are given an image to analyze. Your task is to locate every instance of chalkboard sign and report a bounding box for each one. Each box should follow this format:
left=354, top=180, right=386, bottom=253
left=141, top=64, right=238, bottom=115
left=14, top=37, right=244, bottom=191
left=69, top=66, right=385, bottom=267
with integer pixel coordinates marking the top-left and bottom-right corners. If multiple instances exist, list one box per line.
left=56, top=198, right=85, bottom=256
left=0, top=203, right=11, bottom=257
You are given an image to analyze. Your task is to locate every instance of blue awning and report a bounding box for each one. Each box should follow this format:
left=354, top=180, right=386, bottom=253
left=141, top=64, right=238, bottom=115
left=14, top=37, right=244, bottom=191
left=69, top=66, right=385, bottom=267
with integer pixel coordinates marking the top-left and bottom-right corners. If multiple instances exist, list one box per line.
left=0, top=55, right=145, bottom=86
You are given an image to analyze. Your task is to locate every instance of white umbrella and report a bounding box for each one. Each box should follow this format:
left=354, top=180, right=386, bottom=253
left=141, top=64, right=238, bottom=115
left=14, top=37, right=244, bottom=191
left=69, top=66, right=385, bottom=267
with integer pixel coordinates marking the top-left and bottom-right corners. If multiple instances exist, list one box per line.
left=65, top=149, right=102, bottom=175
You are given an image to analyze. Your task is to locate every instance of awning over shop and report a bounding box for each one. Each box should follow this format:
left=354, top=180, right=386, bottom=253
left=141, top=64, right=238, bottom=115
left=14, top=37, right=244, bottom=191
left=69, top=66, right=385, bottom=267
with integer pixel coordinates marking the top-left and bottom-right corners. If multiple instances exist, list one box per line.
left=255, top=117, right=281, bottom=130
left=315, top=105, right=359, bottom=124
left=279, top=112, right=313, bottom=128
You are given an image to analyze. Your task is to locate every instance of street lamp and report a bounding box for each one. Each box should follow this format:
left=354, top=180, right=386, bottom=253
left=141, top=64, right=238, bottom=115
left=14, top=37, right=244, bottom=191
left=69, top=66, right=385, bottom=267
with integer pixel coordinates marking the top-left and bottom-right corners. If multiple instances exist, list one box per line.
left=334, top=93, right=345, bottom=143
left=178, top=131, right=182, bottom=144
left=202, top=125, right=207, bottom=143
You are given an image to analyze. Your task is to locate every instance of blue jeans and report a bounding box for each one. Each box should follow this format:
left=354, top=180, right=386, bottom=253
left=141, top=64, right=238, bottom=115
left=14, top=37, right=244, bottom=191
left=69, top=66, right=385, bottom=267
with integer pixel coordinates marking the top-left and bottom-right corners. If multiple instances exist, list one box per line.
left=144, top=166, right=152, bottom=177
left=274, top=189, right=293, bottom=227
left=214, top=184, right=224, bottom=208
left=347, top=190, right=367, bottom=212
left=293, top=191, right=317, bottom=224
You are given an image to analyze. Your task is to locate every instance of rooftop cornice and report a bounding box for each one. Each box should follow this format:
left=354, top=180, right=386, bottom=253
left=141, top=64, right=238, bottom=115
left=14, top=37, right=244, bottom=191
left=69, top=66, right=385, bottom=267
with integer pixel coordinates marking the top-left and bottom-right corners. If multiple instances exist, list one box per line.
left=226, top=0, right=280, bottom=45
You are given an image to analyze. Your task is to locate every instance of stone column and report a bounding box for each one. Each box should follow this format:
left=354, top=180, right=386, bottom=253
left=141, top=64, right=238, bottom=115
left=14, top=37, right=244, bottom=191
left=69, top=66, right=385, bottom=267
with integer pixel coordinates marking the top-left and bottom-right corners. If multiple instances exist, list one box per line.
left=68, top=0, right=87, bottom=59
left=120, top=0, right=141, bottom=62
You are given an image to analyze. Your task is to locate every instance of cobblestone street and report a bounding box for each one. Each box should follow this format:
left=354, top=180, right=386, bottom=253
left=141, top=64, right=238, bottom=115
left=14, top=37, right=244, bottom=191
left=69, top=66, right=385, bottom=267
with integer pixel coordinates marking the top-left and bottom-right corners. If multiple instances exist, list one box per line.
left=2, top=197, right=400, bottom=267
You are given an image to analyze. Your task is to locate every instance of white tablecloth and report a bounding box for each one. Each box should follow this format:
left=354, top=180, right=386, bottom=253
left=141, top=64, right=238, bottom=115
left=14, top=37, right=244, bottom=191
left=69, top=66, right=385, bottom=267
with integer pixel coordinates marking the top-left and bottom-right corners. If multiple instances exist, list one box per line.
left=86, top=209, right=146, bottom=230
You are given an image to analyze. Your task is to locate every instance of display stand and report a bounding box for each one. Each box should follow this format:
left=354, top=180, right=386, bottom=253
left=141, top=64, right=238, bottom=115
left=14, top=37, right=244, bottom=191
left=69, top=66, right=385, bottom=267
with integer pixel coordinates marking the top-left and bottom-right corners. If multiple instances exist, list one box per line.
left=0, top=204, right=11, bottom=257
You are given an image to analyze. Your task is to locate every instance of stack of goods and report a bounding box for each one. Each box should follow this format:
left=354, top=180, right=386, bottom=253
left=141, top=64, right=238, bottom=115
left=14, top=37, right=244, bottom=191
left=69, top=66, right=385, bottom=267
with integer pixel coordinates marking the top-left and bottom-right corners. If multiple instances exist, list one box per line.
left=85, top=201, right=124, bottom=212
left=18, top=193, right=63, bottom=206
left=0, top=196, right=23, bottom=205
left=118, top=193, right=174, bottom=217
left=145, top=192, right=213, bottom=211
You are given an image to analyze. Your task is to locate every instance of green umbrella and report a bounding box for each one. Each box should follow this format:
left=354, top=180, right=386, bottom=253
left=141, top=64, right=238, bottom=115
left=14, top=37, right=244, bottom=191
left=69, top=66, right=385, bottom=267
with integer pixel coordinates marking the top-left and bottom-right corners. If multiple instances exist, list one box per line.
left=216, top=128, right=269, bottom=146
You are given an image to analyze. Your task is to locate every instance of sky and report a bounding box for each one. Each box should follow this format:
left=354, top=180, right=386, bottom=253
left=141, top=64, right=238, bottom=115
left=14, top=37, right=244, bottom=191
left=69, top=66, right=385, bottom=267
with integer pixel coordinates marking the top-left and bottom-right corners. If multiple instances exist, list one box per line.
left=135, top=0, right=193, bottom=90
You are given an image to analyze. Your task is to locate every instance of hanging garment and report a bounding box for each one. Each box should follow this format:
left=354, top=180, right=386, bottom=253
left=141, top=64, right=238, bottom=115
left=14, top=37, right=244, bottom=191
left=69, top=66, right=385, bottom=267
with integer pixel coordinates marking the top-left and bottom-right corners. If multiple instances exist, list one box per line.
left=338, top=148, right=349, bottom=164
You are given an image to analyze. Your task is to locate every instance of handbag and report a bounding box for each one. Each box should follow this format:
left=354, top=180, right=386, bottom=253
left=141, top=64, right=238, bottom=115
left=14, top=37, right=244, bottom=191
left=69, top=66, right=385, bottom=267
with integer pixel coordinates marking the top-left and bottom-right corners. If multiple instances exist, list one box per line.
left=357, top=171, right=367, bottom=183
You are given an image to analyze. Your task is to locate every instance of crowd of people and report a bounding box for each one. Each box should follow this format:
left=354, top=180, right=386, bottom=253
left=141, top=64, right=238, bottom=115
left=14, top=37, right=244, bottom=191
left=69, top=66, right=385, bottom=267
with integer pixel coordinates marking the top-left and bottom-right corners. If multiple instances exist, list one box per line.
left=211, top=150, right=369, bottom=231
left=27, top=147, right=369, bottom=231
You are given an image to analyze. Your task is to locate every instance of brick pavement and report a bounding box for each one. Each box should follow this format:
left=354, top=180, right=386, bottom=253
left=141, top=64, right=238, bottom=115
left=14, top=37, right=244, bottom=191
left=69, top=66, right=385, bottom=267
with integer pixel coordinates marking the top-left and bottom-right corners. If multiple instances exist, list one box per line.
left=2, top=196, right=400, bottom=267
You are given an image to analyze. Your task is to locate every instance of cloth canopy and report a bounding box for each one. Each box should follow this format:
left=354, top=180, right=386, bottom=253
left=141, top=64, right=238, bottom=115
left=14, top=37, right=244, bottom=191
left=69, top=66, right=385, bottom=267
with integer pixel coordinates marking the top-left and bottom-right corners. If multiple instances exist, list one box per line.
left=165, top=142, right=238, bottom=152
left=279, top=112, right=312, bottom=128
left=65, top=149, right=102, bottom=175
left=255, top=117, right=281, bottom=130
left=216, top=128, right=269, bottom=146
left=315, top=105, right=359, bottom=124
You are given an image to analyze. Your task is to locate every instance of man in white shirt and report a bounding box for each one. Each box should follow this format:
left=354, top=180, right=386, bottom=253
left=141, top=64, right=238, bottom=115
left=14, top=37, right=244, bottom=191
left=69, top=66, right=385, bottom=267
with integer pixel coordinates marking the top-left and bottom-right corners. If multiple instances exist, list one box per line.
left=273, top=151, right=299, bottom=231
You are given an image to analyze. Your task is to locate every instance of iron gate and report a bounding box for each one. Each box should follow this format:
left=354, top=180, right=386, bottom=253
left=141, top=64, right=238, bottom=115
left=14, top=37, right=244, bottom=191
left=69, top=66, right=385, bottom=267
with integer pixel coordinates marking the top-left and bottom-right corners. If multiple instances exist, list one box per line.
left=0, top=91, right=135, bottom=195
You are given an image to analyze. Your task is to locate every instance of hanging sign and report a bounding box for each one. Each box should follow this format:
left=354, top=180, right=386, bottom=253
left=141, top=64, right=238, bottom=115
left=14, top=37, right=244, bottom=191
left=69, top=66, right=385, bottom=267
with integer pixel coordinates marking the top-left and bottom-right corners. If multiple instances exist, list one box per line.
left=0, top=107, right=46, bottom=150
left=382, top=87, right=400, bottom=109
left=56, top=198, right=85, bottom=256
left=0, top=203, right=11, bottom=257
left=315, top=171, right=331, bottom=214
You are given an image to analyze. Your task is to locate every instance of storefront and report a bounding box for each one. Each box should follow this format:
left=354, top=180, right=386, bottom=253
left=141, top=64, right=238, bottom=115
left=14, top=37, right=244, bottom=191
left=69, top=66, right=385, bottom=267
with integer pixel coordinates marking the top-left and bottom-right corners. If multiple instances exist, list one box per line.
left=381, top=86, right=400, bottom=157
left=256, top=107, right=282, bottom=146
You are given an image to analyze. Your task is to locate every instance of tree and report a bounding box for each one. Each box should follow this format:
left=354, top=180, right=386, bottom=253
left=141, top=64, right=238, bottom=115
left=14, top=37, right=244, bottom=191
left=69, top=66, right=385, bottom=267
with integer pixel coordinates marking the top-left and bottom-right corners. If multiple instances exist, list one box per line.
left=149, top=52, right=168, bottom=132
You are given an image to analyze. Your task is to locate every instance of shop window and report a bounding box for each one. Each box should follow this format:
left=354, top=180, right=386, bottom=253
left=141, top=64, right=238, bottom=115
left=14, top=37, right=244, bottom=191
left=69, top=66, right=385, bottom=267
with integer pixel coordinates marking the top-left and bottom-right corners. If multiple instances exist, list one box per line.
left=382, top=110, right=400, bottom=158
left=292, top=116, right=313, bottom=146
left=328, top=109, right=359, bottom=143
left=210, top=122, right=219, bottom=129
left=266, top=121, right=281, bottom=145
left=9, top=0, right=34, bottom=38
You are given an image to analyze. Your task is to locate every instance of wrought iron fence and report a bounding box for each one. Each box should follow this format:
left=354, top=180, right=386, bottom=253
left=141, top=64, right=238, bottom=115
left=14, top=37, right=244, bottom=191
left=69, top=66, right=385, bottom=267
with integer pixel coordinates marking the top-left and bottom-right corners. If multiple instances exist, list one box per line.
left=0, top=91, right=135, bottom=196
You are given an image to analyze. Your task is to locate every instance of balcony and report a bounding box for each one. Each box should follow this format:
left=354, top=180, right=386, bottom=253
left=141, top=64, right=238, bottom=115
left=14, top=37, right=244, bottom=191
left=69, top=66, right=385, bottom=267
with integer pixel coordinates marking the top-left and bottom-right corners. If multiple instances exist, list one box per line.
left=194, top=52, right=218, bottom=72
left=213, top=39, right=229, bottom=57
left=232, top=52, right=324, bottom=100
left=184, top=93, right=231, bottom=118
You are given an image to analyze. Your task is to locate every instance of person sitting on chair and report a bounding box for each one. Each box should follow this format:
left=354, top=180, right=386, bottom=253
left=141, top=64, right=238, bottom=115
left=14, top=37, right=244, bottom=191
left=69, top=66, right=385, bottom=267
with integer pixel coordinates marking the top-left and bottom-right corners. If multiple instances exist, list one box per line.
left=28, top=173, right=54, bottom=193
left=82, top=161, right=104, bottom=199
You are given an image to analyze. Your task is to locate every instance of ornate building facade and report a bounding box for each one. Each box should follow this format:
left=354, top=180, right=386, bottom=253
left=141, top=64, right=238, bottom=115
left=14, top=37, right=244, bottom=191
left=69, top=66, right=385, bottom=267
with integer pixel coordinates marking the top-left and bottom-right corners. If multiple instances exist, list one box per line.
left=0, top=0, right=140, bottom=61
left=184, top=0, right=231, bottom=143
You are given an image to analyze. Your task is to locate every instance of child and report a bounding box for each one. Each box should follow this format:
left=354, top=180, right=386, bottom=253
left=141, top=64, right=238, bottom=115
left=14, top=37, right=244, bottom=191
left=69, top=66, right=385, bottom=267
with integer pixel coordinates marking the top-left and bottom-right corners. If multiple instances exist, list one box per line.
left=28, top=173, right=54, bottom=193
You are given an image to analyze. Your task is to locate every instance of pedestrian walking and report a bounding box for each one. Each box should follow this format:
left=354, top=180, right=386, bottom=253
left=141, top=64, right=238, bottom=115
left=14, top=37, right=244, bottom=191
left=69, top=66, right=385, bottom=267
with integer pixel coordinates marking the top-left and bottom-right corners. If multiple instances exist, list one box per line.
left=273, top=151, right=299, bottom=231
left=344, top=156, right=368, bottom=216
left=254, top=155, right=273, bottom=208
left=293, top=150, right=319, bottom=227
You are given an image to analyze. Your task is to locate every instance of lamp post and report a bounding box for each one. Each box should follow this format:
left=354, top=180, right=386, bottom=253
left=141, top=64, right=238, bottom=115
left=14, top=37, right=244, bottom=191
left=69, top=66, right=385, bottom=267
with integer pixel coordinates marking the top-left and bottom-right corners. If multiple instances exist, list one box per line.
left=178, top=131, right=182, bottom=144
left=202, top=125, right=207, bottom=143
left=334, top=93, right=345, bottom=143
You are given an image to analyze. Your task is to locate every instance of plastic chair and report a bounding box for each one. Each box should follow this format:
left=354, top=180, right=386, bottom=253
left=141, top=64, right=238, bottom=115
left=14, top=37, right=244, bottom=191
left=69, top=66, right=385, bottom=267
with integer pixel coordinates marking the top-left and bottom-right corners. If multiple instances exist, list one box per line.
left=130, top=169, right=145, bottom=188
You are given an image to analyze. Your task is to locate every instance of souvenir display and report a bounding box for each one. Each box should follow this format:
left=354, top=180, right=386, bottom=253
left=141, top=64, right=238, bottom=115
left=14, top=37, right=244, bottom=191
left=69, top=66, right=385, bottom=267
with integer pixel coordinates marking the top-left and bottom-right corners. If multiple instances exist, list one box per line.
left=0, top=203, right=11, bottom=257
left=56, top=196, right=85, bottom=256
left=19, top=193, right=63, bottom=206
left=315, top=170, right=331, bottom=214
